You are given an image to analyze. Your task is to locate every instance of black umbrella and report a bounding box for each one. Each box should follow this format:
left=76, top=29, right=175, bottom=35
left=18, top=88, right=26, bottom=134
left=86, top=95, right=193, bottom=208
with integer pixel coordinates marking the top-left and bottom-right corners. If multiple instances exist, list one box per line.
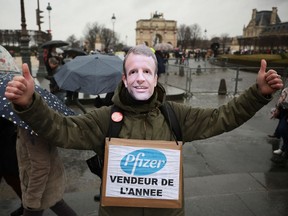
left=41, top=40, right=69, bottom=49
left=0, top=74, right=76, bottom=130
left=54, top=54, right=123, bottom=95
left=122, top=46, right=132, bottom=53
left=64, top=48, right=87, bottom=57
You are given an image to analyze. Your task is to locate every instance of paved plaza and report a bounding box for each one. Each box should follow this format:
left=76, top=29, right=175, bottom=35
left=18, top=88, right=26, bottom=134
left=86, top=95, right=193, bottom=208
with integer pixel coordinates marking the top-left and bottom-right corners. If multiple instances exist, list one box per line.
left=1, top=57, right=288, bottom=216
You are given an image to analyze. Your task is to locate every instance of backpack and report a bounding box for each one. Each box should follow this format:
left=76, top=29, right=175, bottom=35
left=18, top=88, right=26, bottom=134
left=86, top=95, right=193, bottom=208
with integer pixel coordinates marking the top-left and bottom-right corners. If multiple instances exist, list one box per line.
left=86, top=102, right=182, bottom=178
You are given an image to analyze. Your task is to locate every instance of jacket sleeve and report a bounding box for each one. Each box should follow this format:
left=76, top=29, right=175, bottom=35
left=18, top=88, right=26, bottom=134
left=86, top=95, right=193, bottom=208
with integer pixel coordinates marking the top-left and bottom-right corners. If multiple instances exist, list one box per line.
left=170, top=84, right=273, bottom=142
left=13, top=92, right=110, bottom=154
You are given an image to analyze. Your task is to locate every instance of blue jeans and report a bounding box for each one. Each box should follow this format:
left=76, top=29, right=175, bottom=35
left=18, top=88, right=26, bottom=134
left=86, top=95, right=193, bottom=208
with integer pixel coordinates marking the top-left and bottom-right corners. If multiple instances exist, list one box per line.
left=276, top=109, right=288, bottom=152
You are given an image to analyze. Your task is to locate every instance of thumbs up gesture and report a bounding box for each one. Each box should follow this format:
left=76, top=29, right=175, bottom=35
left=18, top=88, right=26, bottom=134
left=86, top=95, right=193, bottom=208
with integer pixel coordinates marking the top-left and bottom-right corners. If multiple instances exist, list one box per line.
left=256, top=59, right=283, bottom=95
left=5, top=63, right=35, bottom=108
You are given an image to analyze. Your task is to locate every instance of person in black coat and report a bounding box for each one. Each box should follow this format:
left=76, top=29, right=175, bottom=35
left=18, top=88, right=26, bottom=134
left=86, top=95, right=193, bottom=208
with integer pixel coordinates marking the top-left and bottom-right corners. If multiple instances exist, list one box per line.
left=155, top=50, right=166, bottom=77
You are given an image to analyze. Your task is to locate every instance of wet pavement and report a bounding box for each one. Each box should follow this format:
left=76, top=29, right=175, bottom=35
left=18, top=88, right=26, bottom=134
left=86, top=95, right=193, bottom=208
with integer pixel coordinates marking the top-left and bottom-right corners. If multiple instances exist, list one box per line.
left=1, top=58, right=288, bottom=215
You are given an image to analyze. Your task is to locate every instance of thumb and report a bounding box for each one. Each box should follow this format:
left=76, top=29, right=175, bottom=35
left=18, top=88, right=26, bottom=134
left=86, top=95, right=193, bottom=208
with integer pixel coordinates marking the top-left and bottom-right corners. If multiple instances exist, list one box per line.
left=259, top=59, right=267, bottom=74
left=22, top=63, right=33, bottom=81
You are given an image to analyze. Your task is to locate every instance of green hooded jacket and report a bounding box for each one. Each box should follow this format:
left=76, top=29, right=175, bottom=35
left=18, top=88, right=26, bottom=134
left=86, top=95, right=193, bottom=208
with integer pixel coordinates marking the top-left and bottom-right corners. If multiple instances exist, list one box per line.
left=15, top=82, right=271, bottom=216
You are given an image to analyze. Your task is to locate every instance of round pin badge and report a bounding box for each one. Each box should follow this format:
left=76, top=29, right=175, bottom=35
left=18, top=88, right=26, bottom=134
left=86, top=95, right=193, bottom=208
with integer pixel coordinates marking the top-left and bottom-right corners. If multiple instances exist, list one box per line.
left=111, top=112, right=123, bottom=122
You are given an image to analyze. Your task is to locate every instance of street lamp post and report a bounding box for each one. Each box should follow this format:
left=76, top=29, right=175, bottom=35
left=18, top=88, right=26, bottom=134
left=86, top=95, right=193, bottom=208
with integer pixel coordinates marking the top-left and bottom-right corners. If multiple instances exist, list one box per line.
left=20, top=0, right=31, bottom=73
left=36, top=0, right=46, bottom=77
left=111, top=13, right=116, bottom=51
left=204, top=29, right=207, bottom=71
left=204, top=29, right=207, bottom=49
left=46, top=2, right=52, bottom=37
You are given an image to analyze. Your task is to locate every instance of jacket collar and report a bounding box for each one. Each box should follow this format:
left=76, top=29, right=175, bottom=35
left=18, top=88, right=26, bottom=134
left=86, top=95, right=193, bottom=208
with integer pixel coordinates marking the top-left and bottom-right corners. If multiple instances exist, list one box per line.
left=112, top=81, right=166, bottom=114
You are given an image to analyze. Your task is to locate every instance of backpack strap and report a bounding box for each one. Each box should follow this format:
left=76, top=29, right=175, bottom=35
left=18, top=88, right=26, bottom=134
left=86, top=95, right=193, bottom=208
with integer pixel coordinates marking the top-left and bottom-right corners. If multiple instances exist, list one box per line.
left=107, top=105, right=124, bottom=140
left=87, top=105, right=124, bottom=179
left=159, top=102, right=182, bottom=144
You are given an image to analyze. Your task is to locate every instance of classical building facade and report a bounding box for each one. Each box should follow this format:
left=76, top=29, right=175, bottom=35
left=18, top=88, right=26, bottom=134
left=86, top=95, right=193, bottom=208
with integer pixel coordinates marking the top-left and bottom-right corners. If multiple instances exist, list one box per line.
left=135, top=12, right=177, bottom=47
left=239, top=7, right=288, bottom=52
left=0, top=29, right=50, bottom=48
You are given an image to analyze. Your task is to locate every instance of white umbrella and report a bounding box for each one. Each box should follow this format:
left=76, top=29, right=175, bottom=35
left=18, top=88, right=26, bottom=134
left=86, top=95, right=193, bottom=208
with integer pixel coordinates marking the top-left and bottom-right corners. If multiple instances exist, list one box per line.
left=154, top=43, right=174, bottom=51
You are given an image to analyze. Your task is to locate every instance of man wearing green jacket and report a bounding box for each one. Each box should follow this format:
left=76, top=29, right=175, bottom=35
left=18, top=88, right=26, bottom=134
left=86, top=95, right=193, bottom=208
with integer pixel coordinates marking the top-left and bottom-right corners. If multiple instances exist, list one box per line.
left=5, top=45, right=283, bottom=216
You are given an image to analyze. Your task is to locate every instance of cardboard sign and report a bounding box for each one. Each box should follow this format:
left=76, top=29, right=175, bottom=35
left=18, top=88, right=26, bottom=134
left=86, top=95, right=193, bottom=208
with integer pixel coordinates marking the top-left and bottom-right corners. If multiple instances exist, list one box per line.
left=101, top=138, right=183, bottom=208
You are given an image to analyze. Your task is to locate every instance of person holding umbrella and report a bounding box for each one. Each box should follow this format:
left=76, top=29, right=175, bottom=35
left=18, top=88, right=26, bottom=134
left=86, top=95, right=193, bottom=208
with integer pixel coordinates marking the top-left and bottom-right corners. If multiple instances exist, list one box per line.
left=43, top=46, right=58, bottom=77
left=48, top=57, right=66, bottom=103
left=42, top=40, right=68, bottom=77
left=5, top=45, right=283, bottom=216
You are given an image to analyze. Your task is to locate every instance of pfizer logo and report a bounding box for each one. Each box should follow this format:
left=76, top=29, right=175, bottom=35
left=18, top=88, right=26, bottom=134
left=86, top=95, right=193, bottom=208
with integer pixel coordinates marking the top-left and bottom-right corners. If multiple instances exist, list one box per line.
left=120, top=149, right=167, bottom=176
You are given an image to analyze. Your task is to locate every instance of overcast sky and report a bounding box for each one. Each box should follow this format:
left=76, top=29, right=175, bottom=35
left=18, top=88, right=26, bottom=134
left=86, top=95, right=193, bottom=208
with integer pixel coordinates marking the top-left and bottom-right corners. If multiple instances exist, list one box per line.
left=0, top=0, right=287, bottom=46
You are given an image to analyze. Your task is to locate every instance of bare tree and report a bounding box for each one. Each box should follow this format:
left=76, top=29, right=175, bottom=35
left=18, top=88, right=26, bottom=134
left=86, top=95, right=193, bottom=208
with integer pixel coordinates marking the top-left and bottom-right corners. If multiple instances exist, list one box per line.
left=189, top=24, right=202, bottom=49
left=66, top=34, right=80, bottom=48
left=177, top=24, right=186, bottom=49
left=100, top=28, right=113, bottom=52
left=177, top=24, right=192, bottom=50
left=183, top=26, right=191, bottom=50
left=83, top=22, right=103, bottom=52
left=210, top=36, right=220, bottom=43
left=177, top=23, right=203, bottom=50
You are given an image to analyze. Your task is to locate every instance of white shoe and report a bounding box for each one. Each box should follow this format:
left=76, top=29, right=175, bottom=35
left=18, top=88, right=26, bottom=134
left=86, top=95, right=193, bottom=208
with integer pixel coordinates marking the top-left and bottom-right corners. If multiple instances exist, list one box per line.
left=273, top=149, right=283, bottom=155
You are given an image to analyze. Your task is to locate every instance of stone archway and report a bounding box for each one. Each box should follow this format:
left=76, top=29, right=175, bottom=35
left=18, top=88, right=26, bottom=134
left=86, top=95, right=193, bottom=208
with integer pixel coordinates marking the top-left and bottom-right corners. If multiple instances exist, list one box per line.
left=153, top=33, right=162, bottom=46
left=136, top=12, right=177, bottom=48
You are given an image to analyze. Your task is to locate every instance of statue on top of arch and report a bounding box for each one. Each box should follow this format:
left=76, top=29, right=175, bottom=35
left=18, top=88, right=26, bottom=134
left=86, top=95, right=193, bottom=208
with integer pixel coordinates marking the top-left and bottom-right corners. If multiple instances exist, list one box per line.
left=152, top=11, right=163, bottom=19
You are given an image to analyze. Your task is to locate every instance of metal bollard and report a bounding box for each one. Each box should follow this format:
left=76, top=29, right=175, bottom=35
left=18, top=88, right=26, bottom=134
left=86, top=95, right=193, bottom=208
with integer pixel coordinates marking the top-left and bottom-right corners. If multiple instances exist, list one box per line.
left=179, top=64, right=184, bottom=77
left=218, top=78, right=227, bottom=95
left=196, top=65, right=201, bottom=75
